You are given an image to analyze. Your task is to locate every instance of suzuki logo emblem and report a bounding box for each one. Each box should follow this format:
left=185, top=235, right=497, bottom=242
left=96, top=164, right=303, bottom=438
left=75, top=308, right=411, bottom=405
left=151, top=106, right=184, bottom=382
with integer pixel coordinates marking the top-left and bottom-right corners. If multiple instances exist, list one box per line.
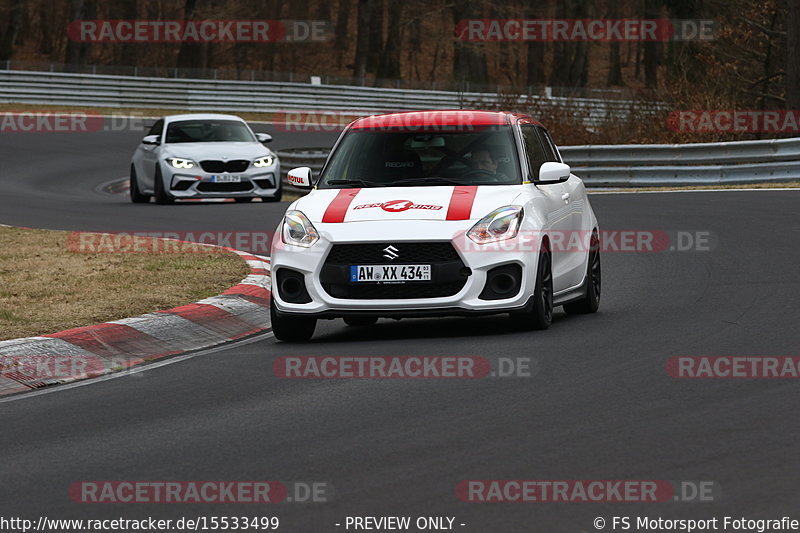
left=382, top=245, right=399, bottom=261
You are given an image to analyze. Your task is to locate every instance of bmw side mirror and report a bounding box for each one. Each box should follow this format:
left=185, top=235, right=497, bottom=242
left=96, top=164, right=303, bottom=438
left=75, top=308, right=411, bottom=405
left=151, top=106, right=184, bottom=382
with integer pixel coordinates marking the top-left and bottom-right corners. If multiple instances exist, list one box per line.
left=287, top=167, right=313, bottom=189
left=537, top=162, right=570, bottom=183
left=256, top=133, right=273, bottom=143
left=142, top=134, right=160, bottom=145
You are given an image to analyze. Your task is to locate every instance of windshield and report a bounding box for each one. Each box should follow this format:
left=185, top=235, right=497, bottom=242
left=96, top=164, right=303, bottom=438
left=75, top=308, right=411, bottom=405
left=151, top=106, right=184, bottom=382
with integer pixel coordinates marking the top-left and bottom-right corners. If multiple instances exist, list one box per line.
left=318, top=125, right=521, bottom=188
left=165, top=119, right=255, bottom=143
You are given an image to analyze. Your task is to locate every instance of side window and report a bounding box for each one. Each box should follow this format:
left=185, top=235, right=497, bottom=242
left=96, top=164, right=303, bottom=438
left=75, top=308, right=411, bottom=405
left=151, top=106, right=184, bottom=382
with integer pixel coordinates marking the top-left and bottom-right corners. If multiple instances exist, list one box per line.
left=148, top=119, right=164, bottom=137
left=520, top=125, right=548, bottom=179
left=539, top=128, right=560, bottom=162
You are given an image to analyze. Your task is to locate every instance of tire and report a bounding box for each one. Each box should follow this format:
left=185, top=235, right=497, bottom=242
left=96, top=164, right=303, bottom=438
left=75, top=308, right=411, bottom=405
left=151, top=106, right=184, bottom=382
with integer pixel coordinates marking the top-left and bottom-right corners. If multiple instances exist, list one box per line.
left=510, top=247, right=553, bottom=331
left=153, top=167, right=174, bottom=205
left=270, top=298, right=316, bottom=342
left=234, top=197, right=253, bottom=203
left=263, top=191, right=282, bottom=203
left=563, top=231, right=601, bottom=315
left=343, top=316, right=378, bottom=327
left=129, top=165, right=149, bottom=203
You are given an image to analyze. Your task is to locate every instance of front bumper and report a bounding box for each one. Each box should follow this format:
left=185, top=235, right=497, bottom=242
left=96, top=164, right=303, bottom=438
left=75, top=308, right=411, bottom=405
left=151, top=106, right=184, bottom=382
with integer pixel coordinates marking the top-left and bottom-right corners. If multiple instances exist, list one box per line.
left=163, top=164, right=281, bottom=198
left=270, top=220, right=542, bottom=316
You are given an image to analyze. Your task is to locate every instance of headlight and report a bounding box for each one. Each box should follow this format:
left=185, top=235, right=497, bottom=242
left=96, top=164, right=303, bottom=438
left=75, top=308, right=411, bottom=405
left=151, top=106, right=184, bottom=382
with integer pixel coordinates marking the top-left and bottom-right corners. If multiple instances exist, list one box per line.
left=167, top=157, right=195, bottom=169
left=467, top=206, right=523, bottom=244
left=253, top=155, right=275, bottom=168
left=282, top=210, right=319, bottom=248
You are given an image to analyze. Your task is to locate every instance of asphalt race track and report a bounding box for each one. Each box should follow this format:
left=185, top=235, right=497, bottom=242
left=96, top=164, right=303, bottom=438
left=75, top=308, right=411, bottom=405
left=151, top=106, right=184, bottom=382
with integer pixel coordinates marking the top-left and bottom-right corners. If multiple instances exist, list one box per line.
left=1, top=127, right=799, bottom=531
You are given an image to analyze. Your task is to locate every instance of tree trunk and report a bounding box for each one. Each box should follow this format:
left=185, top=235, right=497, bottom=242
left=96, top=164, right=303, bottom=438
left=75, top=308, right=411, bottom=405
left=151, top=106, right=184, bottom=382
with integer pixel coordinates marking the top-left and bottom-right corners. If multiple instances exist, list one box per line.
left=335, top=0, right=352, bottom=68
left=549, top=0, right=592, bottom=91
left=643, top=0, right=661, bottom=89
left=0, top=0, right=25, bottom=61
left=366, top=0, right=384, bottom=78
left=352, top=0, right=371, bottom=79
left=607, top=1, right=623, bottom=86
left=377, top=0, right=403, bottom=81
left=787, top=0, right=800, bottom=109
left=64, top=0, right=95, bottom=67
left=525, top=0, right=545, bottom=87
left=452, top=0, right=488, bottom=89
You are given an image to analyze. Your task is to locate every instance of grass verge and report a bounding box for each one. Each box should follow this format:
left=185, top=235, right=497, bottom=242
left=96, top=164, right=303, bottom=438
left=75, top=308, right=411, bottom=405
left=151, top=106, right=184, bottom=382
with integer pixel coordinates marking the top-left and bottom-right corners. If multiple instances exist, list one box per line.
left=0, top=227, right=250, bottom=341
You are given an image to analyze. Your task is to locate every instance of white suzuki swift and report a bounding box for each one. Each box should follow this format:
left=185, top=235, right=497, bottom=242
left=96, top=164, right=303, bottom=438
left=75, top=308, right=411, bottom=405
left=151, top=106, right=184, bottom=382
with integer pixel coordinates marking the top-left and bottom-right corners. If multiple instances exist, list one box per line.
left=270, top=111, right=600, bottom=341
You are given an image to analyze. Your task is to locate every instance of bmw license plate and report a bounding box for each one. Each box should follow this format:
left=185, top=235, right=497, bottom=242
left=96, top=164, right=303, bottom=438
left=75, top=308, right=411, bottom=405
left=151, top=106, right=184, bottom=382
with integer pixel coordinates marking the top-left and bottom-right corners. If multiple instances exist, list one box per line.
left=211, top=175, right=242, bottom=183
left=351, top=264, right=431, bottom=283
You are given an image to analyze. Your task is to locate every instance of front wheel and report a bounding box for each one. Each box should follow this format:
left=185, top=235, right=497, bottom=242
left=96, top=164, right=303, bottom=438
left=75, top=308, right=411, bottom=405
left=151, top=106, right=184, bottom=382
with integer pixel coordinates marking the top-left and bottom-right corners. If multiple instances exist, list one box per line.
left=510, top=247, right=553, bottom=330
left=129, top=165, right=149, bottom=203
left=563, top=231, right=601, bottom=315
left=270, top=299, right=316, bottom=342
left=154, top=167, right=174, bottom=205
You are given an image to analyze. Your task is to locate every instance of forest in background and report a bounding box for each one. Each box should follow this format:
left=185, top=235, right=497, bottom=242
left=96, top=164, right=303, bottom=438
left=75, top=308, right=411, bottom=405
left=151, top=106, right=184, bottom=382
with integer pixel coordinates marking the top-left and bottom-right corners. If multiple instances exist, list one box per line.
left=1, top=0, right=798, bottom=143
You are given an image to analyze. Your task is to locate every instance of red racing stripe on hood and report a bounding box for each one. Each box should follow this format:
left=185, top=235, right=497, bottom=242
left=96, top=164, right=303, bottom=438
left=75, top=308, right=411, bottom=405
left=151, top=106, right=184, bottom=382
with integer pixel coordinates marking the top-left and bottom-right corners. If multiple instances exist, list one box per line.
left=445, top=185, right=478, bottom=220
left=322, top=188, right=361, bottom=223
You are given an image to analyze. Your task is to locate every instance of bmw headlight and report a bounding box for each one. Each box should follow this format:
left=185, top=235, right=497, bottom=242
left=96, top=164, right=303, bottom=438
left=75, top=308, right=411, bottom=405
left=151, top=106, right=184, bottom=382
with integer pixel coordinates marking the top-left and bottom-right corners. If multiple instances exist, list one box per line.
left=167, top=157, right=196, bottom=169
left=282, top=210, right=319, bottom=248
left=467, top=206, right=523, bottom=244
left=253, top=155, right=275, bottom=168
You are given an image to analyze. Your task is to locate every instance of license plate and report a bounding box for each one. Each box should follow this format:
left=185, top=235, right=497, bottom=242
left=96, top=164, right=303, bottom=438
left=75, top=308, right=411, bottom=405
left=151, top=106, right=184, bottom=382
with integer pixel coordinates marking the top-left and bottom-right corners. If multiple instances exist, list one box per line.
left=211, top=175, right=242, bottom=183
left=350, top=264, right=431, bottom=282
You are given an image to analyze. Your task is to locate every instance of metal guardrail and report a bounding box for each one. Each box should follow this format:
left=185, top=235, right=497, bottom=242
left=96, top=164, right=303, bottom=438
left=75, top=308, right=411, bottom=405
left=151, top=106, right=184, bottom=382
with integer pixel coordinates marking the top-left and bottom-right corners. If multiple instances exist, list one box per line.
left=277, top=137, right=800, bottom=190
left=0, top=70, right=660, bottom=128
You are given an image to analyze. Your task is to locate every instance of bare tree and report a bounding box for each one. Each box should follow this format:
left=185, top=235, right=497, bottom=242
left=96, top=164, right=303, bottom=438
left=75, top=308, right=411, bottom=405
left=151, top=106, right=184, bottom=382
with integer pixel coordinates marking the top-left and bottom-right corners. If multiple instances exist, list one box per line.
left=787, top=0, right=800, bottom=108
left=452, top=0, right=488, bottom=89
left=0, top=0, right=25, bottom=61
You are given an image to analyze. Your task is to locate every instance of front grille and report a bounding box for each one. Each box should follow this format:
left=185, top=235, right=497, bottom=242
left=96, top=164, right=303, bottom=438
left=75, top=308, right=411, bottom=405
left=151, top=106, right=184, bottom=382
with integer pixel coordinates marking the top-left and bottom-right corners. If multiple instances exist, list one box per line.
left=200, top=160, right=250, bottom=173
left=196, top=181, right=253, bottom=192
left=326, top=282, right=467, bottom=300
left=326, top=242, right=461, bottom=264
left=321, top=242, right=467, bottom=299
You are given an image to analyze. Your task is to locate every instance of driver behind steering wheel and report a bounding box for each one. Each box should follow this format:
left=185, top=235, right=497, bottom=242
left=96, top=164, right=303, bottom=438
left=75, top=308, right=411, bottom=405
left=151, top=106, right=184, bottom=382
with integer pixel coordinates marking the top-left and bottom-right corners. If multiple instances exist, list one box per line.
left=469, top=145, right=510, bottom=183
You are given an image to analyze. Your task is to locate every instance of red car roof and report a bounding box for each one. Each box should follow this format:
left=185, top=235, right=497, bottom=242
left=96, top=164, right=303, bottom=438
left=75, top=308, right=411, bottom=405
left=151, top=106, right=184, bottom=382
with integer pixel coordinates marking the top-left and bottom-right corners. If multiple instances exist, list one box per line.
left=349, top=110, right=543, bottom=129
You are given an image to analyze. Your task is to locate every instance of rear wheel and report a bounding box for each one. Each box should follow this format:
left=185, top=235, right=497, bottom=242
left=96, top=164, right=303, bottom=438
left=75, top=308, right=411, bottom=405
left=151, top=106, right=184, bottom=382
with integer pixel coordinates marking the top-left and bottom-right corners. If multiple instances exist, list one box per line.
left=511, top=247, right=553, bottom=330
left=154, top=167, right=174, bottom=205
left=563, top=231, right=601, bottom=315
left=270, top=298, right=316, bottom=342
left=343, top=316, right=378, bottom=327
left=129, top=165, right=149, bottom=203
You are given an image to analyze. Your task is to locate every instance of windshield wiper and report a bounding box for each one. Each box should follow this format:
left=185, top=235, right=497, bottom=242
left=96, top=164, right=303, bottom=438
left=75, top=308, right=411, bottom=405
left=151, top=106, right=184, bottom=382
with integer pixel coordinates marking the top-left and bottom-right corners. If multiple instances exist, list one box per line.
left=325, top=179, right=381, bottom=187
left=390, top=176, right=468, bottom=186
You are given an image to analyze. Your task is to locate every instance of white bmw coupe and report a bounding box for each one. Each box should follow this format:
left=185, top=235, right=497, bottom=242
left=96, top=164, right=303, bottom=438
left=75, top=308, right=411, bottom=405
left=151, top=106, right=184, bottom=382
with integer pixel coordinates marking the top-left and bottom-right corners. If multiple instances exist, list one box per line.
left=130, top=113, right=280, bottom=204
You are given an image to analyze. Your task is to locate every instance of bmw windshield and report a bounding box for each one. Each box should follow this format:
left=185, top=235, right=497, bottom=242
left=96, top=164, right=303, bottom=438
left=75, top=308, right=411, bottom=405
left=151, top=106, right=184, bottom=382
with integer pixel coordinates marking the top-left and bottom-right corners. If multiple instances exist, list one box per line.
left=165, top=119, right=256, bottom=143
left=318, top=125, right=522, bottom=188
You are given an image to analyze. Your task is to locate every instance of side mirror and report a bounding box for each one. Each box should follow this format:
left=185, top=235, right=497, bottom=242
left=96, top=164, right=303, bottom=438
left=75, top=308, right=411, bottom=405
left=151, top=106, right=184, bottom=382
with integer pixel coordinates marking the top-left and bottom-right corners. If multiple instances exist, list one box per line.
left=256, top=133, right=272, bottom=143
left=142, top=134, right=160, bottom=145
left=537, top=162, right=570, bottom=183
left=286, top=167, right=313, bottom=189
